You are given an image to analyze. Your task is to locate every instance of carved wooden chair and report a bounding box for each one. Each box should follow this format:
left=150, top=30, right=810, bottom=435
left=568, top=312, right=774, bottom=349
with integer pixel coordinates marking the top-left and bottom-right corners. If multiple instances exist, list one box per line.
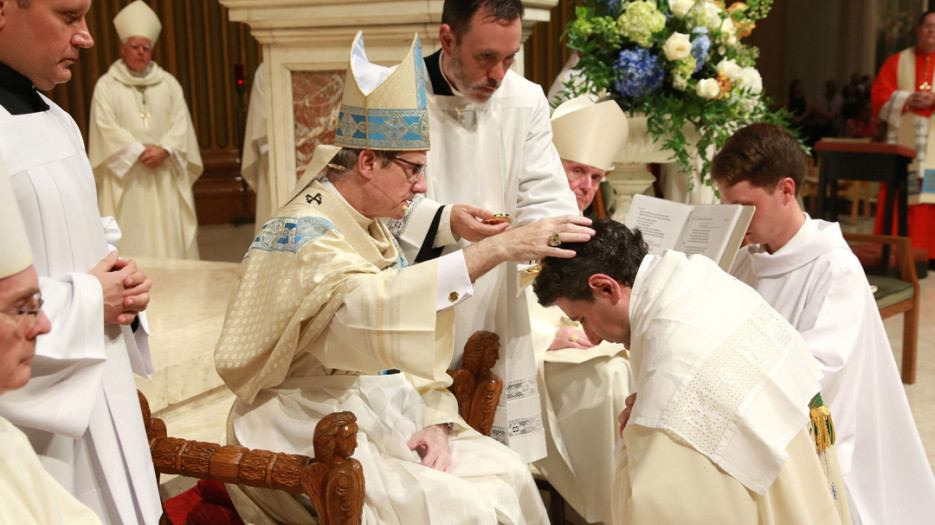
left=448, top=331, right=503, bottom=435
left=842, top=233, right=920, bottom=383
left=139, top=391, right=364, bottom=525
left=446, top=332, right=567, bottom=524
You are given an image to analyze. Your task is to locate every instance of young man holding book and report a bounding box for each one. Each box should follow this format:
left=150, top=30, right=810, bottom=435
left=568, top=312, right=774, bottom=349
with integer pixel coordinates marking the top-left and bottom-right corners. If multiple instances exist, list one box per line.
left=711, top=122, right=935, bottom=525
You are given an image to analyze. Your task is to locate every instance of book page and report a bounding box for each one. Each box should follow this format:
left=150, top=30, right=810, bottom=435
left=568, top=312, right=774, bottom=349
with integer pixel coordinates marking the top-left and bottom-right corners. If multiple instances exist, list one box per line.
left=623, top=194, right=693, bottom=256
left=674, top=204, right=742, bottom=262
left=718, top=206, right=754, bottom=272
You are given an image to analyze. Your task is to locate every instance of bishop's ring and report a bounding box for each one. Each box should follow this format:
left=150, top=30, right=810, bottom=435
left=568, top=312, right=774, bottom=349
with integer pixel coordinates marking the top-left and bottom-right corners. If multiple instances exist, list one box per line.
left=548, top=233, right=562, bottom=247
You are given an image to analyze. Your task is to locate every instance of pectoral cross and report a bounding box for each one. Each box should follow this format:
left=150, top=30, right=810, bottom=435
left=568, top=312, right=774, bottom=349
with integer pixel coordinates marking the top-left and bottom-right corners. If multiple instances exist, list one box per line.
left=135, top=86, right=151, bottom=128
left=444, top=107, right=477, bottom=130
left=922, top=56, right=932, bottom=91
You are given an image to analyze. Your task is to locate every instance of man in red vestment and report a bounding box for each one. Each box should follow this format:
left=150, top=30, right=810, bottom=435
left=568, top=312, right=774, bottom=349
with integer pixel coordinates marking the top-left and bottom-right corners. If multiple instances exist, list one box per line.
left=871, top=9, right=935, bottom=262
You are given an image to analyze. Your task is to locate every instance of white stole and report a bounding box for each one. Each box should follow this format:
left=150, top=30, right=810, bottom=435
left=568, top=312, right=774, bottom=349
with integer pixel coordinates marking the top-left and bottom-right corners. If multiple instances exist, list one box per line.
left=628, top=252, right=822, bottom=494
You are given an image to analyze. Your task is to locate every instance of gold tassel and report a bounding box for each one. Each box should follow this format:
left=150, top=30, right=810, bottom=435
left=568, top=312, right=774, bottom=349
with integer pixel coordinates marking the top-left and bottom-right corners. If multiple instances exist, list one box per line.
left=810, top=405, right=836, bottom=452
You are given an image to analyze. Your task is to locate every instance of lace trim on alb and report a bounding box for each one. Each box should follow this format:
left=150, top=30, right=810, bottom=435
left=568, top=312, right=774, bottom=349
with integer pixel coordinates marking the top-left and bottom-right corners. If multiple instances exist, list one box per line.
left=658, top=302, right=795, bottom=457
left=505, top=375, right=537, bottom=401
left=490, top=413, right=543, bottom=445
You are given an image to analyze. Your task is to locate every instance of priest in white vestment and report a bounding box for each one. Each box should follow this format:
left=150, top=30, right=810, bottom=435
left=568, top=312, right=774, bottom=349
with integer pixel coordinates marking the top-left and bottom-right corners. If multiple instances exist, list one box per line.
left=0, top=2, right=162, bottom=523
left=88, top=0, right=203, bottom=260
left=388, top=0, right=579, bottom=462
left=712, top=123, right=935, bottom=525
left=215, top=32, right=592, bottom=525
left=0, top=168, right=102, bottom=525
left=529, top=95, right=633, bottom=524
left=241, top=61, right=272, bottom=231
left=533, top=220, right=849, bottom=525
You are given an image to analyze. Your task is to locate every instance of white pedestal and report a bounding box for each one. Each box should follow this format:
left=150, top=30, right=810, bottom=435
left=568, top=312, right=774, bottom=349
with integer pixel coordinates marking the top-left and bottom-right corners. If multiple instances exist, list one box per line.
left=658, top=162, right=719, bottom=205
left=606, top=163, right=657, bottom=221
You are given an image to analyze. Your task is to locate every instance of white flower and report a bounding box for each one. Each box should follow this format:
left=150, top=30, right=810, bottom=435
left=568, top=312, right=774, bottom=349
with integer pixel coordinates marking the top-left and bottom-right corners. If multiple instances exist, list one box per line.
left=663, top=32, right=692, bottom=61
left=736, top=67, right=763, bottom=94
left=719, top=18, right=735, bottom=40
left=719, top=19, right=739, bottom=46
left=701, top=1, right=723, bottom=30
left=738, top=95, right=758, bottom=113
left=670, top=0, right=696, bottom=19
left=716, top=59, right=742, bottom=81
left=696, top=78, right=720, bottom=99
left=673, top=75, right=688, bottom=91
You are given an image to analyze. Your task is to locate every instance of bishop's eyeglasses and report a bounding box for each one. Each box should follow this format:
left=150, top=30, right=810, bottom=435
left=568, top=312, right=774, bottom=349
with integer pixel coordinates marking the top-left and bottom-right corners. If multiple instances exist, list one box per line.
left=3, top=290, right=44, bottom=330
left=385, top=153, right=427, bottom=182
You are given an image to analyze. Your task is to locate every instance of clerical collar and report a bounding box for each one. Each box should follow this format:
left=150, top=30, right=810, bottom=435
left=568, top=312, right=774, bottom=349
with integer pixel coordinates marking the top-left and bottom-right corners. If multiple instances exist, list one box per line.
left=0, top=61, right=49, bottom=115
left=424, top=50, right=457, bottom=97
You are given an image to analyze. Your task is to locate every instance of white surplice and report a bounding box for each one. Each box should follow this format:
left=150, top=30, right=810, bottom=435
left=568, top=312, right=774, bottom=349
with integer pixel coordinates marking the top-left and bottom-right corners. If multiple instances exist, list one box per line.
left=241, top=62, right=271, bottom=231
left=0, top=416, right=102, bottom=525
left=215, top=179, right=548, bottom=525
left=731, top=217, right=935, bottom=525
left=0, top=97, right=161, bottom=524
left=615, top=251, right=844, bottom=524
left=392, top=65, right=579, bottom=461
left=88, top=60, right=203, bottom=260
left=527, top=290, right=633, bottom=524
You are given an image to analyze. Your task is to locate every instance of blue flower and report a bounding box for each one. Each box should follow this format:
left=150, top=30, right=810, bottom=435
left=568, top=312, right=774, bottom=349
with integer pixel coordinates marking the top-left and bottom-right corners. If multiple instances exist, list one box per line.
left=691, top=28, right=711, bottom=74
left=614, top=47, right=665, bottom=98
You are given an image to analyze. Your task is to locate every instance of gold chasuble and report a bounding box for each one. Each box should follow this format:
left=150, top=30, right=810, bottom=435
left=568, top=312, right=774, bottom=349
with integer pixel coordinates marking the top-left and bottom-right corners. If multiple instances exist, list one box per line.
left=215, top=180, right=456, bottom=421
left=215, top=179, right=550, bottom=525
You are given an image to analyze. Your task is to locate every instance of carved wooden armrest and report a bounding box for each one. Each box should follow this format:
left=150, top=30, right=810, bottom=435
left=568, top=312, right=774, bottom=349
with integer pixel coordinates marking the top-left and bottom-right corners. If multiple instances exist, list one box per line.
left=138, top=391, right=364, bottom=525
left=447, top=331, right=504, bottom=436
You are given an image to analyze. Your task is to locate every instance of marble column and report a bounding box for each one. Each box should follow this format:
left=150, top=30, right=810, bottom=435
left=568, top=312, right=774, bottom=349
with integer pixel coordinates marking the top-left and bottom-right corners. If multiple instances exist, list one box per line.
left=220, top=0, right=558, bottom=212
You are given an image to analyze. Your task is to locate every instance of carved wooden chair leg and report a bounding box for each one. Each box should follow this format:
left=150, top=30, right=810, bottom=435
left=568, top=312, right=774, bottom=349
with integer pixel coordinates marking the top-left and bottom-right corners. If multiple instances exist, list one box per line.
left=139, top=391, right=365, bottom=525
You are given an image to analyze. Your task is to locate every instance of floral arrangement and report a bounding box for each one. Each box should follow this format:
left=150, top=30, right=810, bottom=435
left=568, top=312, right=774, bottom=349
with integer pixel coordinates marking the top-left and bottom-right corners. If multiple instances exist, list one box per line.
left=563, top=0, right=791, bottom=185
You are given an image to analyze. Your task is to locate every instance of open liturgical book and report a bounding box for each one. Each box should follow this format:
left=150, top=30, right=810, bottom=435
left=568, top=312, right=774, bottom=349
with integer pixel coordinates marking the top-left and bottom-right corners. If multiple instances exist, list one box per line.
left=624, top=194, right=754, bottom=272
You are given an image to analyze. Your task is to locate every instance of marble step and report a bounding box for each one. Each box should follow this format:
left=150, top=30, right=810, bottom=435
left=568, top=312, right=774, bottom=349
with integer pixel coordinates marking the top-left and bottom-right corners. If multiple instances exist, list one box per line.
left=134, top=258, right=240, bottom=413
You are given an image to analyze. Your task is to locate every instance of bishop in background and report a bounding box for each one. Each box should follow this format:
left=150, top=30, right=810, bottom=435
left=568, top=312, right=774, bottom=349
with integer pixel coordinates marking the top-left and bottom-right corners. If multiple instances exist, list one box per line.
left=89, top=0, right=203, bottom=260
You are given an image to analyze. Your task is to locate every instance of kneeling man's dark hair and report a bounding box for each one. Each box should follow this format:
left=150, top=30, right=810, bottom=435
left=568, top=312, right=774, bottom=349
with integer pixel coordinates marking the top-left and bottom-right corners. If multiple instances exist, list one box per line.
left=534, top=219, right=647, bottom=306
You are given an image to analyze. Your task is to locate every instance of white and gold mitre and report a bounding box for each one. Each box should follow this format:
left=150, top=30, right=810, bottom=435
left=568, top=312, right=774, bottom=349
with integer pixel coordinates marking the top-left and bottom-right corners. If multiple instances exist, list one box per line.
left=551, top=95, right=628, bottom=171
left=0, top=168, right=33, bottom=279
left=114, top=0, right=162, bottom=44
left=335, top=31, right=429, bottom=151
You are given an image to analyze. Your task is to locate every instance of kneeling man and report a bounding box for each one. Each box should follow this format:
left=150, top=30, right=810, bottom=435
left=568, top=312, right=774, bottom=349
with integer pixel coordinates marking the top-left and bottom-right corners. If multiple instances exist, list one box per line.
left=214, top=32, right=591, bottom=524
left=533, top=219, right=847, bottom=525
left=529, top=95, right=633, bottom=524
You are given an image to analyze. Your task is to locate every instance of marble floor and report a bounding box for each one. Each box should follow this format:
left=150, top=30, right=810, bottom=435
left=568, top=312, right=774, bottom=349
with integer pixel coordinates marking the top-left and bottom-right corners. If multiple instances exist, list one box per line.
left=139, top=217, right=935, bottom=502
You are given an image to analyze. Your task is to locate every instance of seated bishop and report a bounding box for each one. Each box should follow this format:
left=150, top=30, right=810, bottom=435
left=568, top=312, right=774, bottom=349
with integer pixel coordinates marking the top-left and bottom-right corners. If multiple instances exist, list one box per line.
left=534, top=219, right=850, bottom=525
left=213, top=31, right=594, bottom=525
left=529, top=95, right=633, bottom=524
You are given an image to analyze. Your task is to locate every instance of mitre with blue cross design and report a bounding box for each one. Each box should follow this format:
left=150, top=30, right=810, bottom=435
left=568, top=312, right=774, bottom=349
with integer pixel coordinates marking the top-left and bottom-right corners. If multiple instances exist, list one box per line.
left=335, top=31, right=429, bottom=151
